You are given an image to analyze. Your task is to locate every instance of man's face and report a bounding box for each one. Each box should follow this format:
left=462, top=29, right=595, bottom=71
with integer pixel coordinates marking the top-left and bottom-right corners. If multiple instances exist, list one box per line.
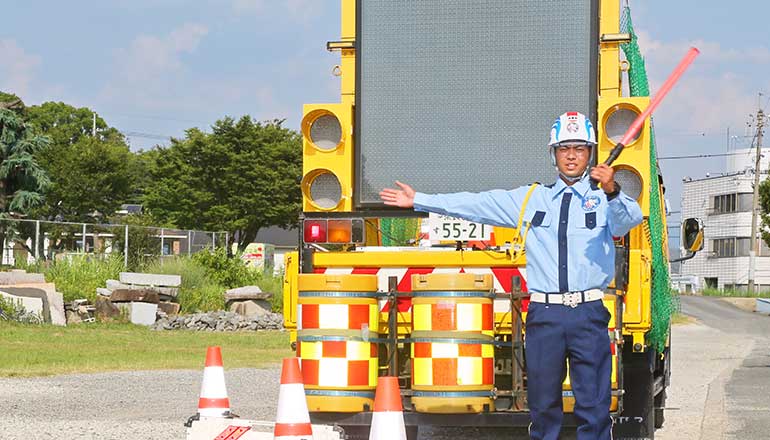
left=554, top=143, right=591, bottom=178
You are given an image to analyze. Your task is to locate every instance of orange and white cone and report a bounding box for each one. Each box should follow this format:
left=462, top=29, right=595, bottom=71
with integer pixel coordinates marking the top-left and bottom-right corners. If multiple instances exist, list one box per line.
left=369, top=376, right=406, bottom=440
left=274, top=357, right=313, bottom=440
left=197, top=346, right=231, bottom=418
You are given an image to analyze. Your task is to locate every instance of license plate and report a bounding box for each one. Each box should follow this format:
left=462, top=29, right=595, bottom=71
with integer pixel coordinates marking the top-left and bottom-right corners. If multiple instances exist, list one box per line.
left=428, top=213, right=492, bottom=241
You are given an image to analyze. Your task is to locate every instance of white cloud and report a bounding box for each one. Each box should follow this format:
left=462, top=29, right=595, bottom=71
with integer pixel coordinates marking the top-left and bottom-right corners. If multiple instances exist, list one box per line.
left=632, top=31, right=770, bottom=134
left=0, top=39, right=41, bottom=97
left=231, top=0, right=322, bottom=22
left=101, top=23, right=209, bottom=109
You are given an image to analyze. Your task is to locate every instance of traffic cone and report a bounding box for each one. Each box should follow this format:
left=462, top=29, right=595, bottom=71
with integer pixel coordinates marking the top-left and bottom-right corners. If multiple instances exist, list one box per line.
left=369, top=376, right=406, bottom=440
left=274, top=357, right=313, bottom=440
left=197, top=346, right=231, bottom=418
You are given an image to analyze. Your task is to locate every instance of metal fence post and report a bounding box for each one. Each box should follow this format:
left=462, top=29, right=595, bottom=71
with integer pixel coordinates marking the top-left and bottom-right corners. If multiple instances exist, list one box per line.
left=212, top=232, right=216, bottom=251
left=188, top=230, right=192, bottom=257
left=34, top=220, right=40, bottom=261
left=124, top=225, right=129, bottom=268
left=160, top=228, right=165, bottom=258
left=225, top=232, right=230, bottom=256
left=82, top=223, right=87, bottom=253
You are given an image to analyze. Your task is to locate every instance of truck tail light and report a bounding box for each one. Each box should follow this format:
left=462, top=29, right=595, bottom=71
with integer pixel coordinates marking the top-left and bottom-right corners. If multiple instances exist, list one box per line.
left=304, top=220, right=327, bottom=243
left=303, top=218, right=365, bottom=244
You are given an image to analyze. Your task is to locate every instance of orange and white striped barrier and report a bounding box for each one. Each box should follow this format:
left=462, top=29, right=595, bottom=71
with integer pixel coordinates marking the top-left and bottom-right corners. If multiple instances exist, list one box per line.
left=369, top=376, right=406, bottom=440
left=197, top=346, right=232, bottom=418
left=274, top=357, right=314, bottom=440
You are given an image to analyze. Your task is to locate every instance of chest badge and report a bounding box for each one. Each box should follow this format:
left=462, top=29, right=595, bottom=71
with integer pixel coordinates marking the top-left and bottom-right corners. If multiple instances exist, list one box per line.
left=582, top=195, right=601, bottom=212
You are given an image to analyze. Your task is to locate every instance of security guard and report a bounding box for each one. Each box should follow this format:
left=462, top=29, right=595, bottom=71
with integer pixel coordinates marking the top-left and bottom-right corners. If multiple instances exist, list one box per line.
left=379, top=112, right=643, bottom=440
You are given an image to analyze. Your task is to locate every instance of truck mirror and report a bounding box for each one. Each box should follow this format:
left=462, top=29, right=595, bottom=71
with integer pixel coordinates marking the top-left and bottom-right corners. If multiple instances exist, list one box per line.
left=681, top=218, right=704, bottom=253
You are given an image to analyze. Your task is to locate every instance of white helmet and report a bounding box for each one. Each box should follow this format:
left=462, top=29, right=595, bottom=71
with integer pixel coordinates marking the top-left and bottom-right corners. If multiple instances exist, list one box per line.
left=549, top=112, right=597, bottom=181
left=549, top=111, right=597, bottom=147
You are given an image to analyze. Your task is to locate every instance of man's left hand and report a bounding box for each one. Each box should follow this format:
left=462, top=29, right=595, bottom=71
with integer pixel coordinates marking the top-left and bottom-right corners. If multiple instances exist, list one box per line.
left=590, top=164, right=616, bottom=194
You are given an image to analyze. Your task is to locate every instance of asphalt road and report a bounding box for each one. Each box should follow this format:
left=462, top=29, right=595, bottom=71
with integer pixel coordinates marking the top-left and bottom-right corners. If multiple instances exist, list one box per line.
left=1, top=295, right=768, bottom=439
left=678, top=295, right=770, bottom=439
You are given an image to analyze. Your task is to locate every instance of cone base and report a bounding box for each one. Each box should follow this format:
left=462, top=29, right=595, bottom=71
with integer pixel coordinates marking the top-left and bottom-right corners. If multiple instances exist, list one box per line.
left=412, top=396, right=493, bottom=414
left=307, top=395, right=374, bottom=412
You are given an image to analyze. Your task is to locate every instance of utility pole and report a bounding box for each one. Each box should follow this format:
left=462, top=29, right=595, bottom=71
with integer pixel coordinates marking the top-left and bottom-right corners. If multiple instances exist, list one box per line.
left=748, top=94, right=766, bottom=295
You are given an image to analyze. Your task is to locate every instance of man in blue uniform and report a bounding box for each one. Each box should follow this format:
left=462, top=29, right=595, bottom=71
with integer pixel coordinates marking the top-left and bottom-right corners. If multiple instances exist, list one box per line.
left=379, top=112, right=643, bottom=440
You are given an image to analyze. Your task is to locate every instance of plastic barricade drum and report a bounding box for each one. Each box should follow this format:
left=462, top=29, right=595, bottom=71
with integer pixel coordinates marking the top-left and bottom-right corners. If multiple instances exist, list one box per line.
left=297, top=274, right=380, bottom=412
left=410, top=273, right=495, bottom=413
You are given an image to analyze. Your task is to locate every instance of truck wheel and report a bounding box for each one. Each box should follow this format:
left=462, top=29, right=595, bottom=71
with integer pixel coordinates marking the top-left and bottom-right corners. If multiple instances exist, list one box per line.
left=654, top=388, right=666, bottom=429
left=614, top=350, right=655, bottom=440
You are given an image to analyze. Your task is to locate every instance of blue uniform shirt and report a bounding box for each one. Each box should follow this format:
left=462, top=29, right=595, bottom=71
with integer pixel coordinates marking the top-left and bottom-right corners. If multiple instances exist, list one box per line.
left=413, top=175, right=644, bottom=293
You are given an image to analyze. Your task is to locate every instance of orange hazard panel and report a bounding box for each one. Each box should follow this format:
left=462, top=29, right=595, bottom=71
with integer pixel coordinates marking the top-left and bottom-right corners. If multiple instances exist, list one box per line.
left=214, top=425, right=250, bottom=440
left=410, top=273, right=496, bottom=414
left=297, top=274, right=380, bottom=413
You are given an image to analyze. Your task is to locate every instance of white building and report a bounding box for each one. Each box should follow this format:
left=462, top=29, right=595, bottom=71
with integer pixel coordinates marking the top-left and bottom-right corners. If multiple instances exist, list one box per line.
left=680, top=147, right=770, bottom=291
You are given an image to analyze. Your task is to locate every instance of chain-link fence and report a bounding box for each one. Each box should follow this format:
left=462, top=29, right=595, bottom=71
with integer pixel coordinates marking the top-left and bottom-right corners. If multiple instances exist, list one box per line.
left=0, top=218, right=228, bottom=268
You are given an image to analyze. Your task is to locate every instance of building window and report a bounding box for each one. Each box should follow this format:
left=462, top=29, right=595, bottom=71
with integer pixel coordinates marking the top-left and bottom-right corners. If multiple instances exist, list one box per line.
left=712, top=192, right=753, bottom=214
left=712, top=237, right=754, bottom=257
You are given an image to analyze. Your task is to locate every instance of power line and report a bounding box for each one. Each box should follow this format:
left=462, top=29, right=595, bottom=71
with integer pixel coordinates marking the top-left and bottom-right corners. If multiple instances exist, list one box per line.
left=658, top=151, right=748, bottom=161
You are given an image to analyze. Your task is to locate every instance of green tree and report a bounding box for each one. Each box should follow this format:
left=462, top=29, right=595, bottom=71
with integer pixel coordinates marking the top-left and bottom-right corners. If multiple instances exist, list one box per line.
left=0, top=104, right=50, bottom=251
left=758, top=178, right=770, bottom=247
left=23, top=101, right=141, bottom=222
left=144, top=117, right=302, bottom=250
left=26, top=101, right=123, bottom=146
left=38, top=136, right=135, bottom=222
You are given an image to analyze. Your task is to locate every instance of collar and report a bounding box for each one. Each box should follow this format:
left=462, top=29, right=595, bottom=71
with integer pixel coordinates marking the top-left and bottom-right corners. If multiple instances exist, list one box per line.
left=549, top=175, right=593, bottom=199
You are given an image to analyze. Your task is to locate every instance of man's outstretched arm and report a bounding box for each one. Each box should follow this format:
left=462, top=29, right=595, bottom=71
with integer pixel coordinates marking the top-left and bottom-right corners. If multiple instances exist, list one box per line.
left=380, top=181, right=529, bottom=228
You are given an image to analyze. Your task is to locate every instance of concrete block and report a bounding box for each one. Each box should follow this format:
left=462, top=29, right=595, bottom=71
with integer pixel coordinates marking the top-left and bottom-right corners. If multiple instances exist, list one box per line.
left=0, top=272, right=46, bottom=285
left=0, top=290, right=44, bottom=318
left=224, top=286, right=271, bottom=302
left=119, top=272, right=181, bottom=287
left=229, top=299, right=271, bottom=317
left=96, top=288, right=112, bottom=297
left=110, top=289, right=160, bottom=304
left=106, top=279, right=178, bottom=297
left=117, top=302, right=158, bottom=326
left=757, top=298, right=770, bottom=315
left=157, top=301, right=180, bottom=316
left=6, top=283, right=66, bottom=326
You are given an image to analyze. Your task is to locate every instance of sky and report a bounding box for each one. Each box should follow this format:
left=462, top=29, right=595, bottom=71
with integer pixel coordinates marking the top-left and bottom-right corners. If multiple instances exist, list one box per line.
left=2, top=0, right=769, bottom=244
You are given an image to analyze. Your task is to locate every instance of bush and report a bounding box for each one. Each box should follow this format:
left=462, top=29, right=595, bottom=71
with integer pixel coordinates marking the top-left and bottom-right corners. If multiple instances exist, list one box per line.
left=23, top=254, right=124, bottom=303
left=192, top=248, right=260, bottom=288
left=144, top=257, right=225, bottom=313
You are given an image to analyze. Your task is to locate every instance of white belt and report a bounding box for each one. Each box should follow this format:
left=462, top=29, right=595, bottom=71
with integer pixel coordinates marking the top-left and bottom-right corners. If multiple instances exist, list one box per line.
left=529, top=289, right=604, bottom=308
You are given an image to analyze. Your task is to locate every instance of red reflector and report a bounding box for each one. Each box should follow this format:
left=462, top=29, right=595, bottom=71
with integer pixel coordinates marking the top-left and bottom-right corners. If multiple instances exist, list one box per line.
left=304, top=220, right=327, bottom=243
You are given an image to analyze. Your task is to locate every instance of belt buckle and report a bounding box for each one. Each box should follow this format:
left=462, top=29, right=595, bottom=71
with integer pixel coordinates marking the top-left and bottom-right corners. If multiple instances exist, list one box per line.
left=563, top=292, right=580, bottom=308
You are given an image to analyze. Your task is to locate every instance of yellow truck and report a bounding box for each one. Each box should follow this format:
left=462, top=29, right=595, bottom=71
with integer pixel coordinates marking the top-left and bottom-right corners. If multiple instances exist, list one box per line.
left=283, top=1, right=704, bottom=438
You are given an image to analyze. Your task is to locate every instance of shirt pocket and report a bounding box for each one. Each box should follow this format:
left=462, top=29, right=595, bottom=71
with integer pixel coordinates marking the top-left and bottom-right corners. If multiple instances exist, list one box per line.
left=525, top=210, right=551, bottom=229
left=577, top=210, right=607, bottom=231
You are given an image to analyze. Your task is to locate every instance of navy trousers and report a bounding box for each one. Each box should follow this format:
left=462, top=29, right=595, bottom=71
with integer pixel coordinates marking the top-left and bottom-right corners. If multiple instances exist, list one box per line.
left=525, top=299, right=612, bottom=440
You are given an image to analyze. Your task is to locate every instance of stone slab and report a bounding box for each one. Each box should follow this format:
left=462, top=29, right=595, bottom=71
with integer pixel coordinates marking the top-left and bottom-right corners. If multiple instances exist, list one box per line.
left=157, top=301, right=180, bottom=316
left=757, top=298, right=770, bottom=315
left=224, top=286, right=271, bottom=302
left=117, top=302, right=158, bottom=326
left=5, top=283, right=65, bottom=326
left=110, top=289, right=160, bottom=304
left=96, top=288, right=112, bottom=297
left=94, top=296, right=121, bottom=321
left=119, top=272, right=181, bottom=287
left=0, top=290, right=44, bottom=319
left=228, top=299, right=272, bottom=317
left=106, top=280, right=178, bottom=298
left=0, top=272, right=45, bottom=285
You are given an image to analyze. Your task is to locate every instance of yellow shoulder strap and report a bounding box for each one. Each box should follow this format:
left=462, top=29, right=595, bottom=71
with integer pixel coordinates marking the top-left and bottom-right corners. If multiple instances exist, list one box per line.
left=511, top=183, right=539, bottom=260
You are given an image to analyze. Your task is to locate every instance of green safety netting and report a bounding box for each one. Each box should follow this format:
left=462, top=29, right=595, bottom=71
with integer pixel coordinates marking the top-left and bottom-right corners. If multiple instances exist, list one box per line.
left=380, top=218, right=420, bottom=246
left=621, top=6, right=676, bottom=353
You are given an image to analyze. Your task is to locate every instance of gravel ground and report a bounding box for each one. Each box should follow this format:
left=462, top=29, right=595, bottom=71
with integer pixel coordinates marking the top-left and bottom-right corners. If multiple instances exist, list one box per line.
left=0, top=320, right=752, bottom=440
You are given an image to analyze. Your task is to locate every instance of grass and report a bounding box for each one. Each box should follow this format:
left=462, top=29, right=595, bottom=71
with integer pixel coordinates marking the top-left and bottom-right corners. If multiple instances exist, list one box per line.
left=701, top=287, right=770, bottom=298
left=17, top=254, right=124, bottom=303
left=0, top=321, right=292, bottom=378
left=671, top=312, right=697, bottom=325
